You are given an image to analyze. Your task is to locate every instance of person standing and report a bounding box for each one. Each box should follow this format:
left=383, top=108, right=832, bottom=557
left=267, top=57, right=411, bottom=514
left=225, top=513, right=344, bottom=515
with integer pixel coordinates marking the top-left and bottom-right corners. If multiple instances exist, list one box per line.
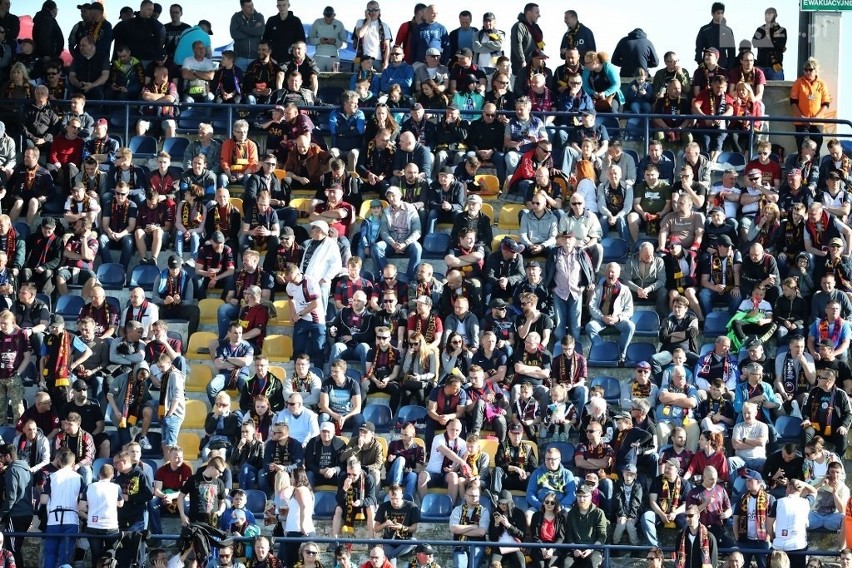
left=82, top=463, right=123, bottom=568
left=694, top=2, right=736, bottom=69
left=230, top=0, right=265, bottom=71
left=0, top=444, right=33, bottom=568
left=41, top=448, right=84, bottom=568
left=675, top=504, right=719, bottom=568
left=769, top=480, right=816, bottom=568
left=262, top=0, right=305, bottom=65
left=790, top=57, right=832, bottom=151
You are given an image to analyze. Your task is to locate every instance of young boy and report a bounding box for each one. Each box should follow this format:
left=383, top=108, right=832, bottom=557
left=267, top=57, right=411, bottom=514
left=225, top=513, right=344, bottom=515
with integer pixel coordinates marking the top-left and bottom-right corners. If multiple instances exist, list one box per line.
left=212, top=50, right=243, bottom=104
left=511, top=382, right=540, bottom=441
left=695, top=378, right=736, bottom=434
left=458, top=434, right=490, bottom=497
left=612, top=464, right=643, bottom=546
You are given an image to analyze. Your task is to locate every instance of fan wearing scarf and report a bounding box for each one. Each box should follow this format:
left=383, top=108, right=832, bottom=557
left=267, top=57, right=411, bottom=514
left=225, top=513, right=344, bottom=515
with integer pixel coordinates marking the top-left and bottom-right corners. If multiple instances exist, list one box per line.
left=585, top=262, right=635, bottom=365
left=732, top=469, right=775, bottom=568
left=40, top=314, right=92, bottom=409
left=152, top=254, right=200, bottom=336
left=449, top=483, right=489, bottom=568
left=802, top=368, right=852, bottom=456
left=674, top=504, right=718, bottom=568
left=807, top=300, right=851, bottom=362
left=640, top=458, right=693, bottom=548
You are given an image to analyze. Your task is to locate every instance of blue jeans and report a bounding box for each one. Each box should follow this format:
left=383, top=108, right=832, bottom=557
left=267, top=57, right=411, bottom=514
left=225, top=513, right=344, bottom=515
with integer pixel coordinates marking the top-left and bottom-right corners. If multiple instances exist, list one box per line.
left=207, top=372, right=247, bottom=405
left=454, top=545, right=483, bottom=568
left=44, top=523, right=78, bottom=568
left=328, top=342, right=370, bottom=374
left=293, top=319, right=327, bottom=368
left=98, top=233, right=134, bottom=266
left=739, top=538, right=770, bottom=568
left=808, top=510, right=843, bottom=531
left=553, top=293, right=583, bottom=344
left=149, top=497, right=166, bottom=534
left=240, top=463, right=260, bottom=490
left=387, top=456, right=418, bottom=499
left=373, top=241, right=422, bottom=281
left=698, top=288, right=741, bottom=320
left=175, top=231, right=201, bottom=258
left=603, top=215, right=631, bottom=246
left=161, top=413, right=183, bottom=447
left=217, top=302, right=240, bottom=338
left=586, top=318, right=636, bottom=359
left=760, top=67, right=784, bottom=81
left=640, top=510, right=685, bottom=547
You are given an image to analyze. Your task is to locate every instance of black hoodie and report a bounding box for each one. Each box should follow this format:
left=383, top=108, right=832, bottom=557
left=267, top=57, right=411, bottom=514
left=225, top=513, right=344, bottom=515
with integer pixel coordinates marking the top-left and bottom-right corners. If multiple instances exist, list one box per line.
left=611, top=29, right=660, bottom=78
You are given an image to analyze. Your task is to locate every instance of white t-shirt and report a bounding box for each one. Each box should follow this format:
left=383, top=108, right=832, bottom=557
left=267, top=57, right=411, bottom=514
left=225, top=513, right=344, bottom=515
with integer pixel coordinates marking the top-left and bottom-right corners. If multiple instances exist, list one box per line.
left=709, top=183, right=742, bottom=219
left=426, top=433, right=467, bottom=475
left=87, top=479, right=122, bottom=530
left=772, top=495, right=810, bottom=551
left=44, top=468, right=84, bottom=527
left=355, top=19, right=392, bottom=59
left=732, top=421, right=768, bottom=459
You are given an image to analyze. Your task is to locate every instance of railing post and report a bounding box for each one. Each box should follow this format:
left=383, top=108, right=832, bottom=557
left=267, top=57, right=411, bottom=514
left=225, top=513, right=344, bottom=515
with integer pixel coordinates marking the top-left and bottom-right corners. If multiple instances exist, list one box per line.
left=124, top=103, right=130, bottom=149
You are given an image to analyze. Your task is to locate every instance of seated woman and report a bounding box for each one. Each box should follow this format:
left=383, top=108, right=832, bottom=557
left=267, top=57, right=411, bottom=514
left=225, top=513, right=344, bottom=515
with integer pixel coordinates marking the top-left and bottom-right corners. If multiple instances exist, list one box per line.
left=684, top=430, right=730, bottom=483
left=528, top=491, right=570, bottom=563
left=581, top=51, right=624, bottom=113
left=728, top=81, right=765, bottom=155
left=201, top=391, right=241, bottom=461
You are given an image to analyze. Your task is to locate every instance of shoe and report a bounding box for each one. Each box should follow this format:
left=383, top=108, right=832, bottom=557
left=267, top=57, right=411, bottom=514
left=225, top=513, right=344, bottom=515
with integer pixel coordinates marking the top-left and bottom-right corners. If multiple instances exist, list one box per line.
left=618, top=356, right=626, bottom=367
left=138, top=435, right=153, bottom=450
left=185, top=258, right=196, bottom=268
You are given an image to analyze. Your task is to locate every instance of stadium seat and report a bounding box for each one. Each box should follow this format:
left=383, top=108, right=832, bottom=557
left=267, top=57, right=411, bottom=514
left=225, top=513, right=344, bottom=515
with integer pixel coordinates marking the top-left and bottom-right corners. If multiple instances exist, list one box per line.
left=310, top=366, right=324, bottom=381
left=625, top=343, right=656, bottom=367
left=177, top=107, right=212, bottom=131
left=491, top=233, right=520, bottom=252
left=473, top=174, right=500, bottom=197
left=13, top=221, right=30, bottom=241
left=587, top=341, right=619, bottom=367
left=96, top=263, right=127, bottom=290
left=188, top=332, right=218, bottom=358
left=92, top=457, right=111, bottom=476
left=269, top=366, right=286, bottom=381
left=358, top=199, right=388, bottom=219
left=289, top=198, right=315, bottom=224
left=544, top=441, right=575, bottom=467
left=263, top=335, right=293, bottom=362
left=36, top=293, right=52, bottom=312
left=363, top=404, right=393, bottom=433
left=184, top=399, right=208, bottom=429
left=420, top=493, right=453, bottom=522
left=395, top=405, right=428, bottom=432
left=105, top=296, right=122, bottom=319
left=129, top=135, right=158, bottom=159
left=273, top=300, right=292, bottom=325
left=345, top=368, right=362, bottom=383
left=187, top=365, right=213, bottom=393
left=142, top=458, right=159, bottom=474
left=230, top=197, right=243, bottom=217
left=162, top=137, right=190, bottom=159
left=717, top=151, right=746, bottom=171
left=598, top=115, right=620, bottom=139
left=480, top=438, right=499, bottom=466
left=129, top=263, right=161, bottom=288
left=55, top=295, right=86, bottom=319
left=589, top=376, right=621, bottom=407
left=178, top=432, right=201, bottom=460
left=699, top=343, right=714, bottom=357
left=497, top=203, right=525, bottom=230
left=623, top=149, right=640, bottom=169
left=662, top=150, right=675, bottom=164
left=703, top=311, right=729, bottom=337
left=313, top=491, right=337, bottom=519
left=775, top=415, right=803, bottom=444
left=601, top=237, right=629, bottom=264
left=199, top=299, right=223, bottom=325
left=423, top=233, right=452, bottom=259
left=244, top=489, right=268, bottom=516
left=0, top=426, right=17, bottom=444
left=632, top=311, right=661, bottom=338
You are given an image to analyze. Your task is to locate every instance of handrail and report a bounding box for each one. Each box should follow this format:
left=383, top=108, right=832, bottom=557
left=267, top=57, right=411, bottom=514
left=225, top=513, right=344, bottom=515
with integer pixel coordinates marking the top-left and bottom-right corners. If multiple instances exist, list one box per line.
left=7, top=531, right=842, bottom=567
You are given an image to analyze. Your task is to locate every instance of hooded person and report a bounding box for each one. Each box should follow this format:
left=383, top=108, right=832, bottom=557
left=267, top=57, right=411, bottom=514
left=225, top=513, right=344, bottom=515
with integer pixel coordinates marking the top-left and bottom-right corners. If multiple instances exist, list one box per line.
left=106, top=361, right=156, bottom=449
left=487, top=488, right=528, bottom=567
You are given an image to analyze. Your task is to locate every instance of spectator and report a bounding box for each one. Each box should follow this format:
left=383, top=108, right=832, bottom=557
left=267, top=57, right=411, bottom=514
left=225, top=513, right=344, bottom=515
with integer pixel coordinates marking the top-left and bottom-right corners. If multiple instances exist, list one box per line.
left=790, top=57, right=831, bottom=150
left=40, top=448, right=85, bottom=568
left=586, top=262, right=635, bottom=365
left=769, top=480, right=816, bottom=568
left=308, top=7, right=348, bottom=72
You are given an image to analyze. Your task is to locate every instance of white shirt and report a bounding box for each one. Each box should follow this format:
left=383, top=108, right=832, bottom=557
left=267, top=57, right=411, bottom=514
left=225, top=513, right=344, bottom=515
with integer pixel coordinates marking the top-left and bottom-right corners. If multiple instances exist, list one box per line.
left=772, top=495, right=810, bottom=551
left=44, top=468, right=84, bottom=526
left=426, top=433, right=467, bottom=475
left=355, top=19, right=392, bottom=59
left=732, top=421, right=768, bottom=459
left=275, top=407, right=320, bottom=446
left=709, top=183, right=742, bottom=219
left=86, top=479, right=122, bottom=530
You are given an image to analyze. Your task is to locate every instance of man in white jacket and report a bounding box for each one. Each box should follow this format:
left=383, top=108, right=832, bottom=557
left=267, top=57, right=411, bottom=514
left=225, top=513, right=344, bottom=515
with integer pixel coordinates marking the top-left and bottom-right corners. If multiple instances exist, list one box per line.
left=300, top=220, right=342, bottom=312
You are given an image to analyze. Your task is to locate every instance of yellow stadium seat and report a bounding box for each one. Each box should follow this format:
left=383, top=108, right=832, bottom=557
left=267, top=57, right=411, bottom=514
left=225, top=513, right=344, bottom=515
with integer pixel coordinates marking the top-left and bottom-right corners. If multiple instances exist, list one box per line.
left=184, top=399, right=209, bottom=429
left=480, top=202, right=494, bottom=221
left=474, top=174, right=501, bottom=197
left=273, top=169, right=287, bottom=181
left=497, top=203, right=525, bottom=230
left=188, top=332, right=218, bottom=358
left=491, top=233, right=520, bottom=252
left=269, top=365, right=287, bottom=380
left=230, top=399, right=241, bottom=412
left=289, top=198, right=314, bottom=225
left=524, top=440, right=538, bottom=462
left=273, top=300, right=293, bottom=325
left=359, top=199, right=388, bottom=219
left=480, top=438, right=499, bottom=467
left=178, top=432, right=201, bottom=460
left=291, top=189, right=316, bottom=199
left=263, top=334, right=293, bottom=362
left=199, top=299, right=223, bottom=325
left=375, top=436, right=388, bottom=460
left=230, top=197, right=243, bottom=217
left=186, top=365, right=213, bottom=393
left=552, top=176, right=570, bottom=200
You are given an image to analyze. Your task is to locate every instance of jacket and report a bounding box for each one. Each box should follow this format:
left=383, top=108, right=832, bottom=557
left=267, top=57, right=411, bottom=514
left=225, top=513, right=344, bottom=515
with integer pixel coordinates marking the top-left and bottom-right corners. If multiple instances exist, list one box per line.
left=625, top=254, right=666, bottom=294
left=426, top=181, right=466, bottom=214
left=203, top=412, right=241, bottom=443
left=32, top=9, right=64, bottom=59
left=466, top=118, right=504, bottom=153
left=11, top=430, right=51, bottom=473
left=230, top=10, right=266, bottom=61
left=240, top=373, right=286, bottom=412
left=581, top=62, right=625, bottom=104
left=544, top=246, right=595, bottom=294
left=611, top=29, right=659, bottom=77
left=21, top=103, right=61, bottom=143
left=695, top=21, right=737, bottom=68
left=565, top=503, right=607, bottom=544
left=392, top=142, right=434, bottom=180
left=529, top=509, right=570, bottom=543
left=613, top=480, right=644, bottom=519
left=304, top=436, right=346, bottom=479
left=527, top=465, right=576, bottom=509
left=520, top=210, right=558, bottom=248
left=283, top=144, right=332, bottom=186
left=588, top=278, right=634, bottom=323
left=0, top=459, right=33, bottom=518
left=451, top=213, right=493, bottom=248
left=340, top=438, right=384, bottom=480
left=0, top=134, right=16, bottom=170
left=487, top=491, right=528, bottom=543
left=442, top=313, right=481, bottom=351
left=331, top=308, right=375, bottom=346
left=328, top=109, right=366, bottom=152
left=262, top=12, right=305, bottom=64
left=301, top=236, right=342, bottom=284
left=229, top=439, right=265, bottom=470
left=509, top=14, right=538, bottom=74
left=485, top=250, right=525, bottom=291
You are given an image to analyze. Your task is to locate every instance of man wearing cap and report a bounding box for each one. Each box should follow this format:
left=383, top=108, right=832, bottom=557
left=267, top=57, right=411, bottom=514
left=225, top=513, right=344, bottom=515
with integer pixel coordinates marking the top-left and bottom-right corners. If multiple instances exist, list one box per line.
left=194, top=230, right=236, bottom=300
left=801, top=366, right=852, bottom=454
left=471, top=13, right=503, bottom=71
left=544, top=231, right=593, bottom=345
left=299, top=217, right=342, bottom=309
left=732, top=467, right=775, bottom=568
left=692, top=47, right=727, bottom=99
left=814, top=238, right=852, bottom=298
left=778, top=167, right=815, bottom=222
left=484, top=237, right=525, bottom=304
left=20, top=216, right=62, bottom=294
left=410, top=543, right=439, bottom=568
left=305, top=418, right=347, bottom=487
left=425, top=165, right=464, bottom=233
left=448, top=47, right=487, bottom=93
left=491, top=420, right=536, bottom=495
left=619, top=361, right=659, bottom=409
left=698, top=232, right=743, bottom=318
left=151, top=254, right=200, bottom=336
left=563, top=483, right=607, bottom=568
left=405, top=293, right=442, bottom=352
left=450, top=193, right=492, bottom=249
left=308, top=7, right=348, bottom=72
left=640, top=457, right=692, bottom=546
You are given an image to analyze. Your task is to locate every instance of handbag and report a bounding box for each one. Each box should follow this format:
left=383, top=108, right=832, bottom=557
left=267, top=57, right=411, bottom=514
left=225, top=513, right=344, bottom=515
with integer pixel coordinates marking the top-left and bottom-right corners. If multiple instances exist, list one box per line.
left=594, top=94, right=615, bottom=112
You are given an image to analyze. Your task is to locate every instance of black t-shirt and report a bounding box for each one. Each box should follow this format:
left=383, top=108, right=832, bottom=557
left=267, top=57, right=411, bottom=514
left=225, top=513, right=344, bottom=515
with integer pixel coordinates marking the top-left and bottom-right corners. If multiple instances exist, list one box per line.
left=60, top=400, right=104, bottom=435
left=180, top=471, right=227, bottom=523
left=115, top=465, right=154, bottom=525
left=374, top=499, right=421, bottom=540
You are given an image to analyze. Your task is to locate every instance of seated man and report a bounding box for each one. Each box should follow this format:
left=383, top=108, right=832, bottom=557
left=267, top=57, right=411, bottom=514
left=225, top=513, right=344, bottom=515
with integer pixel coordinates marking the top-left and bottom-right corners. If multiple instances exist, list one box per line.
left=53, top=412, right=96, bottom=485
left=138, top=65, right=178, bottom=140
left=375, top=186, right=422, bottom=282
left=808, top=461, right=849, bottom=532
left=205, top=324, right=254, bottom=406
left=658, top=195, right=704, bottom=254
left=180, top=40, right=215, bottom=102
left=728, top=401, right=770, bottom=472
left=385, top=422, right=426, bottom=500
left=7, top=147, right=53, bottom=225
left=698, top=234, right=743, bottom=318
left=356, top=129, right=395, bottom=197
left=451, top=194, right=493, bottom=251
left=449, top=484, right=489, bottom=568
left=519, top=194, right=558, bottom=258
left=807, top=300, right=851, bottom=363
left=216, top=249, right=274, bottom=339
left=284, top=135, right=333, bottom=190
left=194, top=231, right=236, bottom=300
left=219, top=120, right=260, bottom=188
left=134, top=188, right=175, bottom=266
left=22, top=217, right=63, bottom=295
left=98, top=182, right=137, bottom=267
left=626, top=241, right=668, bottom=315
left=424, top=375, right=468, bottom=442
left=328, top=291, right=374, bottom=374
left=731, top=284, right=776, bottom=345
left=151, top=255, right=200, bottom=336
left=149, top=445, right=193, bottom=534
left=445, top=228, right=486, bottom=288
left=628, top=165, right=672, bottom=243
left=363, top=327, right=403, bottom=411
left=525, top=445, right=577, bottom=520
left=240, top=190, right=280, bottom=253
left=801, top=367, right=852, bottom=453
left=417, top=418, right=467, bottom=504
left=318, top=360, right=365, bottom=434
left=55, top=218, right=99, bottom=300
left=640, top=458, right=692, bottom=547
left=585, top=263, right=635, bottom=365
left=656, top=365, right=700, bottom=452
left=426, top=166, right=466, bottom=234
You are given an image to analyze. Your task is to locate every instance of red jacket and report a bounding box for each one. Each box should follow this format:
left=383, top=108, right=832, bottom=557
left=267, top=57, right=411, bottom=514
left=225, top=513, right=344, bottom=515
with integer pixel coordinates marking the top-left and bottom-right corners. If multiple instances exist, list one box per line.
left=49, top=136, right=84, bottom=166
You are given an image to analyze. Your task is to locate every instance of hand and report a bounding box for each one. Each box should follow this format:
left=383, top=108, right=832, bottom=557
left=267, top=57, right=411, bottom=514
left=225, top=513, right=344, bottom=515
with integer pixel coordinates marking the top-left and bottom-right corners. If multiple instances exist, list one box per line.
left=838, top=426, right=848, bottom=436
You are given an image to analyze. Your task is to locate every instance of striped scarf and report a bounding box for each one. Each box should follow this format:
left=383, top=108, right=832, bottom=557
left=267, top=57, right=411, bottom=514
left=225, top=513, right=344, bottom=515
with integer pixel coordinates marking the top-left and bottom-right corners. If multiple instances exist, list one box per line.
left=738, top=489, right=769, bottom=540
left=676, top=523, right=712, bottom=568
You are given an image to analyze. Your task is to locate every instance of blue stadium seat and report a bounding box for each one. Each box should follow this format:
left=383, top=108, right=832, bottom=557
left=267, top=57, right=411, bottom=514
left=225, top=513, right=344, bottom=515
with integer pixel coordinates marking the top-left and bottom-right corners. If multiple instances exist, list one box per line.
left=96, top=263, right=127, bottom=290
left=309, top=366, right=325, bottom=381
left=589, top=376, right=621, bottom=407
left=129, top=263, right=161, bottom=288
left=162, top=137, right=190, bottom=160
left=106, top=296, right=122, bottom=318
left=544, top=441, right=575, bottom=467
left=623, top=149, right=640, bottom=168
left=775, top=415, right=803, bottom=444
left=345, top=368, right=362, bottom=383
left=420, top=493, right=453, bottom=522
left=699, top=343, right=714, bottom=357
left=423, top=233, right=452, bottom=259
left=92, top=457, right=112, bottom=476
left=129, top=135, right=158, bottom=159
left=13, top=221, right=30, bottom=241
left=142, top=458, right=159, bottom=474
left=0, top=426, right=17, bottom=444
left=625, top=343, right=656, bottom=367
left=598, top=115, right=620, bottom=139
left=55, top=295, right=86, bottom=319
left=703, top=311, right=729, bottom=337
left=363, top=403, right=393, bottom=433
left=244, top=489, right=268, bottom=516
left=601, top=237, right=629, bottom=264
left=313, top=491, right=337, bottom=519
left=512, top=495, right=529, bottom=512
left=360, top=270, right=375, bottom=283
left=717, top=151, right=746, bottom=171
left=662, top=150, right=676, bottom=164
left=178, top=107, right=212, bottom=131
left=587, top=341, right=619, bottom=367
left=395, top=405, right=428, bottom=432
left=36, top=293, right=52, bottom=312
left=632, top=311, right=661, bottom=338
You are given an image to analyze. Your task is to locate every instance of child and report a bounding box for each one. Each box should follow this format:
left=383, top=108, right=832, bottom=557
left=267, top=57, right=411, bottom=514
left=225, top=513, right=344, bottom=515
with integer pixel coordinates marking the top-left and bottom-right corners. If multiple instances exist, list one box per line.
left=625, top=67, right=654, bottom=139
left=540, top=383, right=576, bottom=443
left=212, top=50, right=243, bottom=104
left=349, top=55, right=377, bottom=91
left=512, top=382, right=540, bottom=441
left=695, top=378, right=736, bottom=434
left=660, top=348, right=695, bottom=389
left=453, top=155, right=482, bottom=194
left=354, top=76, right=376, bottom=106
left=611, top=464, right=643, bottom=545
left=220, top=489, right=258, bottom=530
left=788, top=252, right=814, bottom=299
left=459, top=434, right=490, bottom=496
left=358, top=199, right=383, bottom=274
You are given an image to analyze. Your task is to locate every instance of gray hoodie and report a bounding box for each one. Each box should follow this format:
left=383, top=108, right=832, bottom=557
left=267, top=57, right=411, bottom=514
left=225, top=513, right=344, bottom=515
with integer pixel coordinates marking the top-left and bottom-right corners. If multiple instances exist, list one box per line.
left=0, top=458, right=34, bottom=518
left=107, top=361, right=152, bottom=423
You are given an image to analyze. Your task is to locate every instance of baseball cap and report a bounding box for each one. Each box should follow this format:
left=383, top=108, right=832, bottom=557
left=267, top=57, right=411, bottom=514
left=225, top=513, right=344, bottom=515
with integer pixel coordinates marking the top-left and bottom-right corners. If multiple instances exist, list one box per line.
left=717, top=234, right=733, bottom=247
left=747, top=168, right=763, bottom=178
left=745, top=338, right=763, bottom=350
left=489, top=298, right=508, bottom=309
left=439, top=166, right=455, bottom=174
left=415, top=296, right=433, bottom=306
left=703, top=47, right=720, bottom=56
left=415, top=543, right=434, bottom=555
left=198, top=19, right=213, bottom=35
left=818, top=338, right=835, bottom=348
left=740, top=468, right=763, bottom=482
left=72, top=379, right=88, bottom=391
left=613, top=411, right=631, bottom=421
left=360, top=422, right=376, bottom=433
left=580, top=108, right=597, bottom=117
left=89, top=2, right=104, bottom=11
left=320, top=422, right=335, bottom=432
left=411, top=102, right=424, bottom=111
left=575, top=484, right=592, bottom=496
left=788, top=168, right=802, bottom=177
left=370, top=199, right=384, bottom=208
left=828, top=171, right=842, bottom=180
left=532, top=48, right=548, bottom=59
left=623, top=464, right=638, bottom=474
left=483, top=12, right=496, bottom=20
left=168, top=255, right=183, bottom=269
left=50, top=314, right=64, bottom=326
left=830, top=237, right=844, bottom=247
left=467, top=194, right=483, bottom=204
left=95, top=118, right=108, bottom=127
left=501, top=237, right=525, bottom=253
left=456, top=48, right=473, bottom=58
left=509, top=423, right=524, bottom=433
left=280, top=226, right=295, bottom=238
left=446, top=103, right=460, bottom=111
left=526, top=261, right=541, bottom=269
left=41, top=216, right=57, bottom=229
left=211, top=230, right=226, bottom=243
left=77, top=3, right=92, bottom=10
left=310, top=220, right=329, bottom=233
left=636, top=360, right=651, bottom=370
left=426, top=47, right=441, bottom=56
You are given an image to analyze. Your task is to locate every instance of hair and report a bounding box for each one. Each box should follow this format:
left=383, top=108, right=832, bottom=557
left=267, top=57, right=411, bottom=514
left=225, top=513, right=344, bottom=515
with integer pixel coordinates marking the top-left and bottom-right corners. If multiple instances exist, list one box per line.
left=57, top=447, right=75, bottom=466
left=804, top=57, right=820, bottom=73
left=0, top=444, right=17, bottom=460
left=769, top=551, right=790, bottom=568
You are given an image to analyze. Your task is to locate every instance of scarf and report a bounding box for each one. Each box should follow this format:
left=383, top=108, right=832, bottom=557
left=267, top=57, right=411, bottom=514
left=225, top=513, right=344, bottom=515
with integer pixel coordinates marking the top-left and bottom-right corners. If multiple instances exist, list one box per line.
left=123, top=372, right=147, bottom=426
left=235, top=269, right=262, bottom=300
left=659, top=476, right=682, bottom=513
left=158, top=370, right=171, bottom=419
left=631, top=380, right=652, bottom=399
left=809, top=386, right=837, bottom=436
left=465, top=450, right=482, bottom=478
left=44, top=331, right=72, bottom=386
left=58, top=431, right=87, bottom=464
left=805, top=210, right=831, bottom=250
left=454, top=502, right=482, bottom=541
left=554, top=352, right=578, bottom=387
left=411, top=314, right=438, bottom=344
left=818, top=317, right=842, bottom=346
left=738, top=489, right=769, bottom=540
left=676, top=523, right=712, bottom=568
left=710, top=253, right=734, bottom=287
left=180, top=200, right=204, bottom=230
left=109, top=199, right=130, bottom=231
left=131, top=299, right=150, bottom=323
left=561, top=24, right=581, bottom=51
left=605, top=184, right=625, bottom=215
left=440, top=433, right=459, bottom=471
left=599, top=280, right=621, bottom=316
left=502, top=441, right=529, bottom=470
left=213, top=204, right=232, bottom=233
left=780, top=352, right=808, bottom=394
left=2, top=228, right=15, bottom=260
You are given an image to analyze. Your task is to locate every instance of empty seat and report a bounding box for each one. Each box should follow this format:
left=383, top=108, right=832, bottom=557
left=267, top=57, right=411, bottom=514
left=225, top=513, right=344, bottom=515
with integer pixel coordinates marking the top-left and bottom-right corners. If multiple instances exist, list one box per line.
left=263, top=334, right=293, bottom=362
left=497, top=203, right=525, bottom=230
left=423, top=233, right=451, bottom=259
left=199, top=298, right=223, bottom=325
left=313, top=491, right=337, bottom=519
left=703, top=311, right=729, bottom=337
left=188, top=332, right=218, bottom=358
left=395, top=405, right=428, bottom=432
left=363, top=404, right=393, bottom=433
left=625, top=343, right=656, bottom=367
left=129, top=263, right=161, bottom=288
left=129, top=135, right=158, bottom=158
left=244, top=489, right=268, bottom=516
left=96, top=263, right=127, bottom=290
left=473, top=174, right=500, bottom=197
left=178, top=432, right=201, bottom=460
left=162, top=137, right=190, bottom=159
left=632, top=311, right=661, bottom=338
left=186, top=365, right=213, bottom=392
left=55, top=295, right=86, bottom=319
left=587, top=341, right=620, bottom=367
left=420, top=493, right=453, bottom=522
left=601, top=237, right=629, bottom=264
left=183, top=399, right=208, bottom=429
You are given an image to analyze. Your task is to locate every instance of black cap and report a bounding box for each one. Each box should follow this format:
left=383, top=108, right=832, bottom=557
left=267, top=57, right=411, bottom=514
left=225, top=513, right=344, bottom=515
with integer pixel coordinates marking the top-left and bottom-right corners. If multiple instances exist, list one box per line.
left=483, top=12, right=496, bottom=20
left=49, top=314, right=64, bottom=326
left=415, top=543, right=434, bottom=555
left=168, top=255, right=183, bottom=269
left=72, top=379, right=88, bottom=391
left=446, top=102, right=460, bottom=111
left=281, top=226, right=295, bottom=237
left=456, top=48, right=473, bottom=58
left=198, top=19, right=213, bottom=35
left=526, top=260, right=541, bottom=269
left=89, top=2, right=104, bottom=11
left=717, top=234, right=733, bottom=247
left=439, top=166, right=455, bottom=174
left=359, top=422, right=376, bottom=433
left=490, top=298, right=508, bottom=309
left=77, top=3, right=92, bottom=9
left=41, top=216, right=57, bottom=229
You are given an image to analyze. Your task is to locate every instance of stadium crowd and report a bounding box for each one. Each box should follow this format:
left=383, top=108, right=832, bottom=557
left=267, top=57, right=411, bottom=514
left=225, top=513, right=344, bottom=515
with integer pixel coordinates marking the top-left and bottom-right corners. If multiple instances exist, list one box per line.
left=0, top=0, right=849, bottom=567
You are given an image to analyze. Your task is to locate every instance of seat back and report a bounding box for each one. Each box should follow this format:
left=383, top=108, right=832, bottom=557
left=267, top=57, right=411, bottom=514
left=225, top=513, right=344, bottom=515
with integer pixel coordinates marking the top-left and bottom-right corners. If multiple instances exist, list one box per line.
left=96, top=263, right=127, bottom=289
left=543, top=441, right=575, bottom=467
left=130, top=264, right=161, bottom=288
left=423, top=233, right=451, bottom=257
left=244, top=489, right=268, bottom=516
left=55, top=295, right=85, bottom=318
left=313, top=491, right=337, bottom=519
left=474, top=174, right=500, bottom=196
left=363, top=404, right=393, bottom=433
left=162, top=137, right=190, bottom=159
left=420, top=493, right=453, bottom=521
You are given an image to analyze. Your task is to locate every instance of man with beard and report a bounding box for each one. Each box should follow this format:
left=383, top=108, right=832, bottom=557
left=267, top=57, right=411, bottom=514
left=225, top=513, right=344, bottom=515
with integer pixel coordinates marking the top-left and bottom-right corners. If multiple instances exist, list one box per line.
left=60, top=377, right=108, bottom=457
left=217, top=249, right=274, bottom=338
left=241, top=190, right=281, bottom=253
left=69, top=315, right=110, bottom=407
left=392, top=132, right=434, bottom=186
left=357, top=129, right=396, bottom=198
left=40, top=315, right=92, bottom=408
left=152, top=255, right=200, bottom=336
left=586, top=262, right=635, bottom=365
left=284, top=134, right=332, bottom=190
left=242, top=41, right=281, bottom=106
left=11, top=281, right=49, bottom=355
left=264, top=227, right=302, bottom=297
left=652, top=79, right=695, bottom=146
left=53, top=411, right=96, bottom=485
left=465, top=103, right=506, bottom=181
left=113, top=449, right=154, bottom=535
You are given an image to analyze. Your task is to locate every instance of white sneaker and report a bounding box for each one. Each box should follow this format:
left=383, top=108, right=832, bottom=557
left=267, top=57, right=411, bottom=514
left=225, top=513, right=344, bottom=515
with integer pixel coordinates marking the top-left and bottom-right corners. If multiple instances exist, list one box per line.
left=138, top=435, right=153, bottom=450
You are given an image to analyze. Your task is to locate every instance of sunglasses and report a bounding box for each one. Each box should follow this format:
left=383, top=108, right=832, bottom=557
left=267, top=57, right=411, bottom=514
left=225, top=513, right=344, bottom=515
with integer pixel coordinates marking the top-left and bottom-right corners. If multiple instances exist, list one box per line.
left=306, top=550, right=319, bottom=556
left=377, top=336, right=391, bottom=340
left=685, top=514, right=696, bottom=519
left=483, top=113, right=496, bottom=117
left=544, top=500, right=556, bottom=505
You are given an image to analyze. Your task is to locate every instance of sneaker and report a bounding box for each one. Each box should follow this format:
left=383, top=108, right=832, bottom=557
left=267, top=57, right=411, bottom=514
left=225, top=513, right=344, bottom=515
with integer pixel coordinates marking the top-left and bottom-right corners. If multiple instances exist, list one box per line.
left=138, top=435, right=153, bottom=450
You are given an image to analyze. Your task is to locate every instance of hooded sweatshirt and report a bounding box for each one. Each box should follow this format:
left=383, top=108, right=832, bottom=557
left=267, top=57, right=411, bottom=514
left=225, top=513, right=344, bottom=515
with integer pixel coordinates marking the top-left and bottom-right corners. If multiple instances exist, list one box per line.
left=611, top=28, right=660, bottom=77
left=487, top=489, right=528, bottom=543
left=0, top=458, right=34, bottom=518
left=108, top=361, right=152, bottom=419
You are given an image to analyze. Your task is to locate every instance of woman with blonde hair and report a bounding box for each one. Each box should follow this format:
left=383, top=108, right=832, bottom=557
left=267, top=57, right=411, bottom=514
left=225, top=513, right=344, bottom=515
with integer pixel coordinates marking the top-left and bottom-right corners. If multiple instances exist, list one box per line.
left=746, top=202, right=781, bottom=251
left=400, top=331, right=439, bottom=406
left=270, top=467, right=316, bottom=566
left=1, top=62, right=32, bottom=100
left=790, top=57, right=831, bottom=149
left=729, top=81, right=765, bottom=153
left=803, top=435, right=845, bottom=484
left=292, top=541, right=325, bottom=568
left=769, top=550, right=790, bottom=568
left=581, top=51, right=624, bottom=113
